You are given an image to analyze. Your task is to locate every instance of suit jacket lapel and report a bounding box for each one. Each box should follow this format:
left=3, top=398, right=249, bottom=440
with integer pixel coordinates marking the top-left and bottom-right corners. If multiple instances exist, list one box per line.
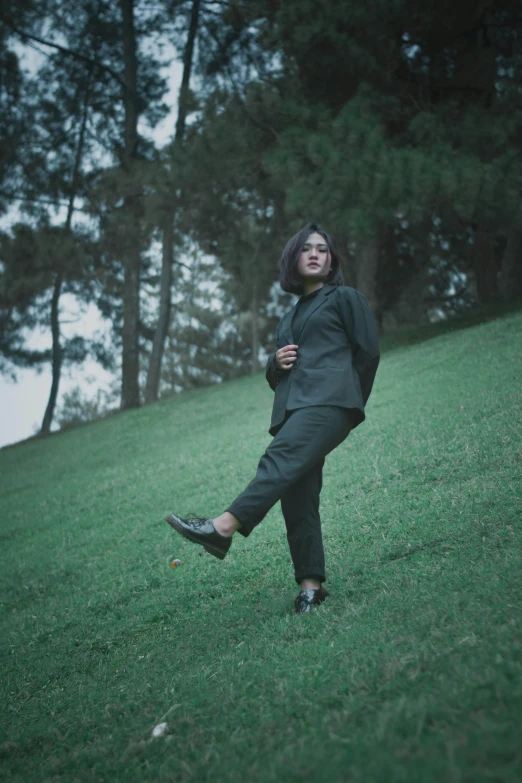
left=293, top=283, right=335, bottom=341
left=280, top=283, right=336, bottom=345
left=280, top=310, right=295, bottom=346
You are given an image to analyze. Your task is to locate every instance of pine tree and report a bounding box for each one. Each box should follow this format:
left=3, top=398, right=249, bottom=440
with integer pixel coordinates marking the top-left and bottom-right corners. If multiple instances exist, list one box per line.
left=145, top=0, right=202, bottom=404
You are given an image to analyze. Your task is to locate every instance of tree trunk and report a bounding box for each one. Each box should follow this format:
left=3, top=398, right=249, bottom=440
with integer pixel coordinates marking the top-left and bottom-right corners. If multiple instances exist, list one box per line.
left=250, top=276, right=259, bottom=375
left=174, top=0, right=201, bottom=144
left=498, top=228, right=522, bottom=301
left=40, top=272, right=63, bottom=434
left=120, top=0, right=141, bottom=409
left=121, top=0, right=138, bottom=167
left=472, top=231, right=499, bottom=305
left=145, top=0, right=201, bottom=403
left=354, top=232, right=383, bottom=334
left=40, top=68, right=92, bottom=434
left=121, top=243, right=141, bottom=408
left=145, top=219, right=173, bottom=402
left=451, top=13, right=498, bottom=109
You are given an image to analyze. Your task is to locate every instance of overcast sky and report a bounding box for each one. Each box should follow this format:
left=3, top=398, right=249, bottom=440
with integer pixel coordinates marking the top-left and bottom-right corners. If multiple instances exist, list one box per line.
left=0, top=38, right=183, bottom=449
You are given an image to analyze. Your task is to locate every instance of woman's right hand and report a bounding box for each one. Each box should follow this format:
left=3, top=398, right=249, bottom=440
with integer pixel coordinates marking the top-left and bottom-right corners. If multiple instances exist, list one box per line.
left=275, top=344, right=298, bottom=371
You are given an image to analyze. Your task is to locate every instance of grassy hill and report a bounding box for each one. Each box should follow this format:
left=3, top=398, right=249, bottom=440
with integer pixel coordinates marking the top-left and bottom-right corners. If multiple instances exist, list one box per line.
left=1, top=307, right=521, bottom=783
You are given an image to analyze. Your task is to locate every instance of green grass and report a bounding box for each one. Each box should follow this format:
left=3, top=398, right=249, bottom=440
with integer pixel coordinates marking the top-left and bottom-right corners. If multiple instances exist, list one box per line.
left=1, top=307, right=521, bottom=783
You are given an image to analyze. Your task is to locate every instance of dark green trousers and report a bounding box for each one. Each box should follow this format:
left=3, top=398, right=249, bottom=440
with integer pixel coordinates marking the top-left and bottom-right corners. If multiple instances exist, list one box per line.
left=226, top=405, right=357, bottom=584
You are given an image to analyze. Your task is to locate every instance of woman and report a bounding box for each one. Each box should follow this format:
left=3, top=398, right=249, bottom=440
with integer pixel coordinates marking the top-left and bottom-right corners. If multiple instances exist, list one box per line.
left=166, top=223, right=380, bottom=613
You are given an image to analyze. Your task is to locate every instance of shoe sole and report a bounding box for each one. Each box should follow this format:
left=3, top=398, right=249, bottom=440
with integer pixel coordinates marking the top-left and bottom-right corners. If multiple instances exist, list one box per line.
left=165, top=514, right=228, bottom=560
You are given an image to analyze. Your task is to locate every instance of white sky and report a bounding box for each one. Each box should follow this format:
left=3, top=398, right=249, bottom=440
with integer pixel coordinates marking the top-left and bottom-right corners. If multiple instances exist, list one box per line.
left=0, top=36, right=183, bottom=449
left=0, top=300, right=115, bottom=448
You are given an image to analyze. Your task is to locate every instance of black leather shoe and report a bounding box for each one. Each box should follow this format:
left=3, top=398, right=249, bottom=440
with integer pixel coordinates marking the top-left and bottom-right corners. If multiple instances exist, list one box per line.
left=294, top=586, right=329, bottom=614
left=165, top=513, right=232, bottom=560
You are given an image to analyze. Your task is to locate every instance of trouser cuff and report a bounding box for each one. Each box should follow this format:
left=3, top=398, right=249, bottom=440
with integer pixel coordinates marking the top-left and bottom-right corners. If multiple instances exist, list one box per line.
left=294, top=569, right=326, bottom=585
left=224, top=507, right=254, bottom=537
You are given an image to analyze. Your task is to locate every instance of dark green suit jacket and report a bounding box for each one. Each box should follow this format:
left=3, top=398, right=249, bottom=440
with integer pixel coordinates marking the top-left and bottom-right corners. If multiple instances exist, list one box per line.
left=265, top=283, right=380, bottom=435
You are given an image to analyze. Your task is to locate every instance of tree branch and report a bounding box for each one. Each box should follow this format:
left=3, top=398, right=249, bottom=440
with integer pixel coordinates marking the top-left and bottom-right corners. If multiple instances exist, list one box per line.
left=3, top=22, right=125, bottom=89
left=0, top=190, right=92, bottom=213
left=225, top=67, right=280, bottom=143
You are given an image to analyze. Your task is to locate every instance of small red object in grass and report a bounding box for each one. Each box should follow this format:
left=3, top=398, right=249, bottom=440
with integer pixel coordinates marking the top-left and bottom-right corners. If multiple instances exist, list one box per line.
left=171, top=559, right=182, bottom=567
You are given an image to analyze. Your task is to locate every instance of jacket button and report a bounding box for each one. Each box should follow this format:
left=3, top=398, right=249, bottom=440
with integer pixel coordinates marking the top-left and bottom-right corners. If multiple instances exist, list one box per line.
left=294, top=360, right=299, bottom=368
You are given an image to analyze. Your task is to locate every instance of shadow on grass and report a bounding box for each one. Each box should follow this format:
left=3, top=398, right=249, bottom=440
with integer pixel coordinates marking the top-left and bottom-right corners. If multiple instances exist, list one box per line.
left=379, top=297, right=522, bottom=354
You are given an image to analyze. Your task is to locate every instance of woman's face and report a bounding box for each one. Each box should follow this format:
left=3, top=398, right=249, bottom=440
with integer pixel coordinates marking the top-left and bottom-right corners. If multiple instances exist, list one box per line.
left=296, top=232, right=332, bottom=285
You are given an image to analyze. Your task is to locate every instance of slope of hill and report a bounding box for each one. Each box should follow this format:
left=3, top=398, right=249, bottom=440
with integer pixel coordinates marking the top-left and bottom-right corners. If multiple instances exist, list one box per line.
left=1, top=310, right=521, bottom=782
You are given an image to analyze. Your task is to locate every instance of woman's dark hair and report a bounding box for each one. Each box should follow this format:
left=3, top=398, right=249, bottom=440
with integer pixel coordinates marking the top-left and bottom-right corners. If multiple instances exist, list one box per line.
left=278, top=222, right=344, bottom=295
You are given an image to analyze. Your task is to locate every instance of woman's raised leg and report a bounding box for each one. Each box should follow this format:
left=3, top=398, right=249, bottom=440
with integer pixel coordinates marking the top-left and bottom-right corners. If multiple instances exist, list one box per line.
left=225, top=406, right=355, bottom=535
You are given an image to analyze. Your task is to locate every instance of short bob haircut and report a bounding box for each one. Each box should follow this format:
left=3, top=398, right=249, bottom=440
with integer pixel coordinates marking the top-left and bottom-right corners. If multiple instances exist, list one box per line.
left=278, top=222, right=345, bottom=295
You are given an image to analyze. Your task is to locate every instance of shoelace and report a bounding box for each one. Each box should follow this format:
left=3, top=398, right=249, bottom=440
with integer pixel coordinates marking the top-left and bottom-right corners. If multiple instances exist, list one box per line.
left=185, top=513, right=212, bottom=531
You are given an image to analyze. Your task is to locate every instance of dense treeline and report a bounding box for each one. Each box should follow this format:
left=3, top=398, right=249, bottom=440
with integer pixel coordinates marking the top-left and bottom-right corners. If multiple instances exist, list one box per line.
left=1, top=0, right=521, bottom=431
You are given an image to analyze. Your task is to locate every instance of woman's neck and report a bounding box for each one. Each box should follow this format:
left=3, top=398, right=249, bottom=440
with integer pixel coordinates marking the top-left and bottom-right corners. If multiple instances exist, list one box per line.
left=301, top=280, right=325, bottom=297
